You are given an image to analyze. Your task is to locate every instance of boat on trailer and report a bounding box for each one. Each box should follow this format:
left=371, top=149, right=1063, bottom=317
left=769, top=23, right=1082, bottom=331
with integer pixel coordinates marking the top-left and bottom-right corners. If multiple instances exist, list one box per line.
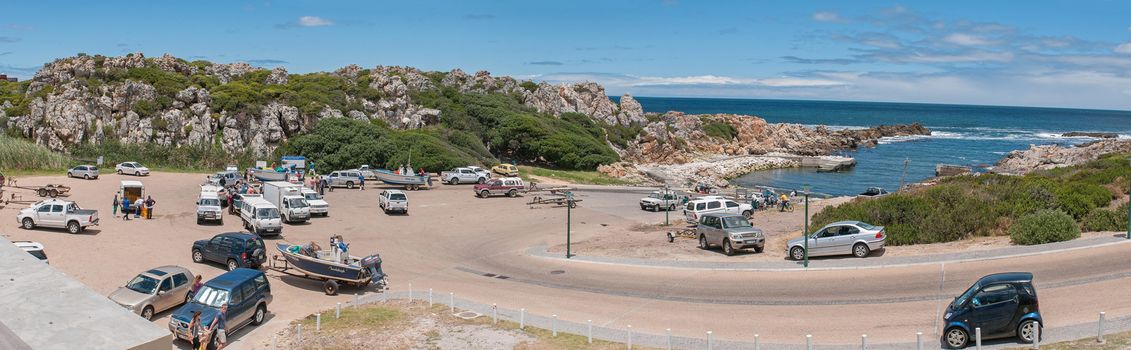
left=271, top=243, right=386, bottom=295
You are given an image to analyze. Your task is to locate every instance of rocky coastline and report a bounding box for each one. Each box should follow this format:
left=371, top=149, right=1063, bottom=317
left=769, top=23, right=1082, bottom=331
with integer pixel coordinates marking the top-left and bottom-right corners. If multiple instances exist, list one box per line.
left=992, top=139, right=1131, bottom=175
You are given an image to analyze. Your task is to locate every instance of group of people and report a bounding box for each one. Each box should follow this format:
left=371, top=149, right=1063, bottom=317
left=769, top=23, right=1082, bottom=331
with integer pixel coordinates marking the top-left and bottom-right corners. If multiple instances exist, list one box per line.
left=185, top=275, right=226, bottom=350
left=112, top=194, right=156, bottom=220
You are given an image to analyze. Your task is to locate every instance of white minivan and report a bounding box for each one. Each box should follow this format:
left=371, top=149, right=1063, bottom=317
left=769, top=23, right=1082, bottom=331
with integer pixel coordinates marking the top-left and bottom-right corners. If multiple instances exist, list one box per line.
left=684, top=197, right=754, bottom=224
left=239, top=197, right=283, bottom=236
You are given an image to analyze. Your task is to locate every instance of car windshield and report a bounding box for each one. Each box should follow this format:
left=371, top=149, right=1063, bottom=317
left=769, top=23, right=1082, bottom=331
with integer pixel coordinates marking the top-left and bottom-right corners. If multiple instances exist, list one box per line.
left=857, top=222, right=877, bottom=230
left=126, top=274, right=159, bottom=294
left=200, top=199, right=220, bottom=206
left=390, top=193, right=406, bottom=200
left=304, top=193, right=322, bottom=201
left=257, top=208, right=280, bottom=218
left=954, top=282, right=980, bottom=309
left=192, top=286, right=230, bottom=307
left=287, top=198, right=308, bottom=208
left=722, top=216, right=752, bottom=228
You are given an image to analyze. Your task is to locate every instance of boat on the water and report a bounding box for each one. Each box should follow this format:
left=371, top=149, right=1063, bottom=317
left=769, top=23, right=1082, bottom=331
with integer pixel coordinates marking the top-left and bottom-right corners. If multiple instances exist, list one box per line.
left=250, top=168, right=288, bottom=182
left=272, top=243, right=385, bottom=295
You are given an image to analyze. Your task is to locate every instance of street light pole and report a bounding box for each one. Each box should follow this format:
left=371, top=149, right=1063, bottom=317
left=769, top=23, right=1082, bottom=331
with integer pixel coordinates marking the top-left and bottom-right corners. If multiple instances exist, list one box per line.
left=1126, top=158, right=1130, bottom=240
left=567, top=191, right=573, bottom=258
left=803, top=184, right=811, bottom=268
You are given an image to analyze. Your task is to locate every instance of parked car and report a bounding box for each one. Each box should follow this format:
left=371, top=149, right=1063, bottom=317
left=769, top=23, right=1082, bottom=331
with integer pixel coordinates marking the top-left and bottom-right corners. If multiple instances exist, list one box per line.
left=327, top=170, right=363, bottom=188
left=17, top=198, right=99, bottom=234
left=116, top=162, right=151, bottom=176
left=942, top=272, right=1041, bottom=348
left=466, top=166, right=491, bottom=177
left=67, top=165, right=99, bottom=180
left=196, top=193, right=224, bottom=225
left=858, top=187, right=889, bottom=197
left=232, top=193, right=262, bottom=216
left=786, top=221, right=886, bottom=260
left=695, top=213, right=765, bottom=255
left=300, top=187, right=330, bottom=217
left=191, top=232, right=267, bottom=271
left=441, top=167, right=489, bottom=185
left=682, top=197, right=753, bottom=224
left=640, top=190, right=680, bottom=212
left=473, top=177, right=526, bottom=198
left=13, top=241, right=48, bottom=264
left=491, top=164, right=519, bottom=177
left=168, top=268, right=272, bottom=349
left=378, top=190, right=409, bottom=214
left=356, top=165, right=377, bottom=180
left=210, top=170, right=242, bottom=187
left=238, top=197, right=282, bottom=235
left=109, top=265, right=194, bottom=320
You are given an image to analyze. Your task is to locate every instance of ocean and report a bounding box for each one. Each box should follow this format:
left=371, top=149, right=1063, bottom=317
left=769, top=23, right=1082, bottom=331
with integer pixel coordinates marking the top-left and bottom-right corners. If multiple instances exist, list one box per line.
left=620, top=97, right=1131, bottom=196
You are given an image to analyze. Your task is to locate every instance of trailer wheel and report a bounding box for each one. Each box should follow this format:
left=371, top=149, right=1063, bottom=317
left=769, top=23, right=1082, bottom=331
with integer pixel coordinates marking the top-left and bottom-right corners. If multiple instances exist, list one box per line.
left=37, top=189, right=47, bottom=197
left=48, top=189, right=58, bottom=198
left=324, top=280, right=339, bottom=295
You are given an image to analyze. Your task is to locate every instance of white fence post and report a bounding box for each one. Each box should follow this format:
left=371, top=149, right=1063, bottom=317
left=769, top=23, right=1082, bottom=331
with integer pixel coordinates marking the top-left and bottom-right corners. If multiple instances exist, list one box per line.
left=976, top=327, right=982, bottom=349
left=861, top=334, right=868, bottom=350
left=552, top=314, right=558, bottom=337
left=335, top=302, right=341, bottom=319
left=588, top=320, right=593, bottom=344
left=707, top=330, right=713, bottom=350
left=296, top=324, right=303, bottom=342
left=755, top=334, right=760, bottom=350
left=666, top=328, right=672, bottom=350
left=492, top=303, right=498, bottom=324
left=916, top=332, right=922, bottom=350
left=1033, top=323, right=1040, bottom=349
left=806, top=334, right=813, bottom=350
left=449, top=292, right=454, bottom=313
left=520, top=308, right=525, bottom=329
left=628, top=325, right=633, bottom=350
left=428, top=288, right=433, bottom=306
left=353, top=293, right=359, bottom=308
left=315, top=313, right=321, bottom=331
left=271, top=335, right=277, bottom=350
left=1098, top=311, right=1106, bottom=343
left=408, top=283, right=413, bottom=302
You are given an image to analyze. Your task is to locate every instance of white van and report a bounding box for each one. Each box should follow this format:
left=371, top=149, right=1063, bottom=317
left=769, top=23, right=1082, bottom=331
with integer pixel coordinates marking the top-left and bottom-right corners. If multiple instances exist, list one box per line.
left=683, top=197, right=754, bottom=224
left=239, top=197, right=283, bottom=236
left=196, top=193, right=223, bottom=225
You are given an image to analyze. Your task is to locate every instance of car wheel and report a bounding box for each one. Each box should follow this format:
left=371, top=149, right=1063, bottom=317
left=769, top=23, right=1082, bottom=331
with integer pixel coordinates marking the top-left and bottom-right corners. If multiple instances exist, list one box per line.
left=479, top=190, right=490, bottom=198
left=83, top=174, right=90, bottom=180
left=252, top=304, right=267, bottom=325
left=507, top=189, right=517, bottom=197
left=141, top=306, right=154, bottom=321
left=67, top=172, right=73, bottom=178
left=790, top=246, right=805, bottom=260
left=196, top=218, right=202, bottom=225
left=185, top=293, right=193, bottom=304
left=324, top=280, right=339, bottom=295
left=117, top=170, right=123, bottom=175
left=640, top=204, right=647, bottom=211
left=449, top=177, right=459, bottom=185
left=652, top=204, right=659, bottom=212
left=742, top=210, right=752, bottom=219
left=67, top=221, right=80, bottom=234
left=477, top=177, right=486, bottom=184
left=723, top=239, right=735, bottom=256
left=754, top=246, right=764, bottom=253
left=192, top=250, right=204, bottom=263
left=346, top=181, right=354, bottom=189
left=944, top=327, right=968, bottom=349
left=698, top=235, right=709, bottom=249
left=227, top=259, right=239, bottom=271
left=853, top=243, right=870, bottom=258
left=1018, top=320, right=1040, bottom=344
left=22, top=218, right=34, bottom=230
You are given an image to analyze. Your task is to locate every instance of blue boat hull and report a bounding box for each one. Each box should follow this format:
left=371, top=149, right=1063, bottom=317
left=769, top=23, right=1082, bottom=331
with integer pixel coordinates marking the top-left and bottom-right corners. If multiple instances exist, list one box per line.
left=275, top=243, right=367, bottom=283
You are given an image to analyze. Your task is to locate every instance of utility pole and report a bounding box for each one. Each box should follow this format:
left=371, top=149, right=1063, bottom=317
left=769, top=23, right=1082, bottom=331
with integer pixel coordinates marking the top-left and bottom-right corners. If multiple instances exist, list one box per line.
left=803, top=184, right=811, bottom=268
left=566, top=191, right=573, bottom=258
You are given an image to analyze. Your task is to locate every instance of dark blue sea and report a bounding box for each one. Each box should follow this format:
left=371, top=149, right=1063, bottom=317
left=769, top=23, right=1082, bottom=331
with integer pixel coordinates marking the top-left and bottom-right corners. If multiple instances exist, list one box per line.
left=617, top=97, right=1131, bottom=196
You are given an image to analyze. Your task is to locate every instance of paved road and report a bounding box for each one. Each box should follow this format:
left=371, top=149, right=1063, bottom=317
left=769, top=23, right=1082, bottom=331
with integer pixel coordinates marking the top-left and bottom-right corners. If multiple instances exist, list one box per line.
left=3, top=173, right=1128, bottom=349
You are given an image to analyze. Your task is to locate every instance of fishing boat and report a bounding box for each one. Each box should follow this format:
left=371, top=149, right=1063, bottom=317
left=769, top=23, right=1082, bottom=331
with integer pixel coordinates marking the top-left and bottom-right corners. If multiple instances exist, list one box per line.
left=250, top=168, right=288, bottom=182
left=271, top=243, right=385, bottom=295
left=373, top=169, right=428, bottom=188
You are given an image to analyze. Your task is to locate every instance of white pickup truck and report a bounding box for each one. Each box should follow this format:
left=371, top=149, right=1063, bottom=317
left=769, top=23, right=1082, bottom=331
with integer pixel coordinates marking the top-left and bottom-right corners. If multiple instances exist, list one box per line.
left=378, top=190, right=408, bottom=214
left=440, top=167, right=490, bottom=185
left=18, top=199, right=100, bottom=234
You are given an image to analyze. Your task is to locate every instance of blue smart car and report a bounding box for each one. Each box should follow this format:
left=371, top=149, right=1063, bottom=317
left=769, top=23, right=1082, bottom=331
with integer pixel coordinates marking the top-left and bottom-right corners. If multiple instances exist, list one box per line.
left=942, top=272, right=1042, bottom=348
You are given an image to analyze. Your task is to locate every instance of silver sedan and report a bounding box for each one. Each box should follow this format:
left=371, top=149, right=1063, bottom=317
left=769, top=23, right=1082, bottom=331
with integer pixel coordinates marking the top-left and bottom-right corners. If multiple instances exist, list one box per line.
left=787, top=221, right=886, bottom=260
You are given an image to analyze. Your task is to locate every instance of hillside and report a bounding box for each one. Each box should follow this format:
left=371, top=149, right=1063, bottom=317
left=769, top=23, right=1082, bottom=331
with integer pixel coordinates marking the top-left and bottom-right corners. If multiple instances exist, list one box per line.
left=0, top=53, right=928, bottom=175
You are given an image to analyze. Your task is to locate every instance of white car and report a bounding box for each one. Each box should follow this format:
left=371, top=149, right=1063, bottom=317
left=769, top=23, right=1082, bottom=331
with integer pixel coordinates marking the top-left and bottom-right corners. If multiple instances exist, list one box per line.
left=378, top=190, right=408, bottom=214
left=13, top=241, right=48, bottom=264
left=116, top=162, right=150, bottom=176
left=683, top=197, right=754, bottom=224
left=196, top=193, right=224, bottom=225
left=17, top=199, right=100, bottom=234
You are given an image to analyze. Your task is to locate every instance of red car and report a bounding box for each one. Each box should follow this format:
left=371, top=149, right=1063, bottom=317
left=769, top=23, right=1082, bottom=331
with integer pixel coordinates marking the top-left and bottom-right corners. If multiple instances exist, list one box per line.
left=473, top=177, right=526, bottom=198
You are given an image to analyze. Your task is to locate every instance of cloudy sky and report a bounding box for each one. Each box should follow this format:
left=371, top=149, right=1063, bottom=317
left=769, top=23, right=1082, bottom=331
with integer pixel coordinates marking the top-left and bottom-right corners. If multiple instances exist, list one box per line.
left=3, top=1, right=1131, bottom=110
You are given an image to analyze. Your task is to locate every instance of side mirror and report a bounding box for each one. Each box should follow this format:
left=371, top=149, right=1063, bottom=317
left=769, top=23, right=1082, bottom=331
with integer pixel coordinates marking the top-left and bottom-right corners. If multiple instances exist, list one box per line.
left=157, top=290, right=166, bottom=295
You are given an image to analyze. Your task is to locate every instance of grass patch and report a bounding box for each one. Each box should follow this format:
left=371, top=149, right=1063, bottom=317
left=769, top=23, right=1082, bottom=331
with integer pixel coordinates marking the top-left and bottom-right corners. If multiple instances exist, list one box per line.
left=298, top=304, right=404, bottom=332
left=519, top=165, right=633, bottom=185
left=0, top=135, right=72, bottom=171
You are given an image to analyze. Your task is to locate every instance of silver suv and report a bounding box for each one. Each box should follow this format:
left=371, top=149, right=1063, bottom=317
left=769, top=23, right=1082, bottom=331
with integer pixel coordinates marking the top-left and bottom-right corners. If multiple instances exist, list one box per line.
left=696, top=213, right=765, bottom=255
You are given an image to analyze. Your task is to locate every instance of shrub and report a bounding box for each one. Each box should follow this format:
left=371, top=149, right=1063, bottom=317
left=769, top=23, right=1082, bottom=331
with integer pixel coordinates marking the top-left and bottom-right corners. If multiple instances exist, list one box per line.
left=1082, top=207, right=1127, bottom=232
left=520, top=81, right=539, bottom=93
left=278, top=118, right=491, bottom=172
left=0, top=135, right=71, bottom=170
left=702, top=122, right=737, bottom=140
left=1009, top=209, right=1080, bottom=245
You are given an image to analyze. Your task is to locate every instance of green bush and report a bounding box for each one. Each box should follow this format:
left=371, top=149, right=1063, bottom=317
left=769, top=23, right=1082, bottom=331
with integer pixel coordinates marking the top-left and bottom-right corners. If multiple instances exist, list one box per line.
left=0, top=135, right=71, bottom=170
left=702, top=122, right=737, bottom=140
left=70, top=138, right=247, bottom=171
left=1009, top=209, right=1080, bottom=245
left=278, top=118, right=492, bottom=172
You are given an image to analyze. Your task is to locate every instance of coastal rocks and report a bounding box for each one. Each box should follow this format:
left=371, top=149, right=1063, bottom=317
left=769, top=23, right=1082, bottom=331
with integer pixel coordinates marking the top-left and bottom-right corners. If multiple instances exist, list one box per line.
left=615, top=94, right=646, bottom=125
left=633, top=156, right=798, bottom=188
left=204, top=62, right=259, bottom=84
left=993, top=139, right=1131, bottom=174
left=266, top=67, right=289, bottom=85
left=1062, top=131, right=1119, bottom=139
left=264, top=102, right=302, bottom=133
left=523, top=82, right=622, bottom=125
left=596, top=162, right=658, bottom=185
left=935, top=164, right=972, bottom=177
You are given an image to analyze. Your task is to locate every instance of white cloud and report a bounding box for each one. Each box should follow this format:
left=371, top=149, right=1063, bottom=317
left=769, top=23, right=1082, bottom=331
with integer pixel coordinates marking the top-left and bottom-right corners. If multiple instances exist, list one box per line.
left=812, top=11, right=843, bottom=22
left=1114, top=42, right=1131, bottom=54
left=755, top=77, right=846, bottom=87
left=943, top=33, right=993, bottom=46
left=298, top=16, right=333, bottom=27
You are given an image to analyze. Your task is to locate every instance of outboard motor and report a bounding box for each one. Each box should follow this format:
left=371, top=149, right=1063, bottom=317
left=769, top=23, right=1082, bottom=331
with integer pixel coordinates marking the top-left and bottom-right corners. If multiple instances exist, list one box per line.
left=360, top=254, right=386, bottom=285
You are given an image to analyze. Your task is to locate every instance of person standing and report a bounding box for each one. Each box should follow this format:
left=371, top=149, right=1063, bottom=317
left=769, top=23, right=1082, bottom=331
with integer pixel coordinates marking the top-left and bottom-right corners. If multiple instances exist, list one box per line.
left=187, top=311, right=203, bottom=350
left=205, top=304, right=228, bottom=350
left=144, top=196, right=156, bottom=219
left=189, top=274, right=203, bottom=299
left=112, top=194, right=119, bottom=218
left=227, top=193, right=236, bottom=215
left=121, top=197, right=131, bottom=221
left=358, top=173, right=365, bottom=190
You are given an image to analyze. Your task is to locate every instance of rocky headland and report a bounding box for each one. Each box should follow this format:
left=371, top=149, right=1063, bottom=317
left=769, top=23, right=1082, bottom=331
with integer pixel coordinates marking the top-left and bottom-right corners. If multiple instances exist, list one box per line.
left=993, top=139, right=1131, bottom=174
left=1, top=53, right=931, bottom=185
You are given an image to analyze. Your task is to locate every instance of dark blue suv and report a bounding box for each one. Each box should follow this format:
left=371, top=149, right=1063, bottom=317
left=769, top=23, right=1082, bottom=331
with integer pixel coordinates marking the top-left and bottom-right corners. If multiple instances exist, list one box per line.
left=192, top=232, right=267, bottom=271
left=943, top=272, right=1041, bottom=348
left=169, top=268, right=272, bottom=349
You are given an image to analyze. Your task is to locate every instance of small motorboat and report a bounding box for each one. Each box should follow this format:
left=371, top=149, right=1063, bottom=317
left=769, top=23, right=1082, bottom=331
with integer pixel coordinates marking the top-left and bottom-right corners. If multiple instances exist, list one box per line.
left=373, top=169, right=428, bottom=190
left=250, top=168, right=289, bottom=182
left=272, top=243, right=386, bottom=295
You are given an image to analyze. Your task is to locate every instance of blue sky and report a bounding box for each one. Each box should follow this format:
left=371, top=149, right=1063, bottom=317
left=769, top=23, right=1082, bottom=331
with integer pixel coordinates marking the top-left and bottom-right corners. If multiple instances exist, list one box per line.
left=3, top=1, right=1131, bottom=110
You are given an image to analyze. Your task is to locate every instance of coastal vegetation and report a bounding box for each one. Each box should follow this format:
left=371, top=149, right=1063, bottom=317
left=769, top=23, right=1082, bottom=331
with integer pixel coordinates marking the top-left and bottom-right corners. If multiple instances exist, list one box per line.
left=518, top=165, right=633, bottom=185
left=811, top=153, right=1130, bottom=246
left=0, top=135, right=71, bottom=170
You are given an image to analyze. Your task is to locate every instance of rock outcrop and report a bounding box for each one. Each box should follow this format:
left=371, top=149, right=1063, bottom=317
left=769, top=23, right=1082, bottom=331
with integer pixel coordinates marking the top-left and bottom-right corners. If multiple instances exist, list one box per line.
left=993, top=139, right=1131, bottom=174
